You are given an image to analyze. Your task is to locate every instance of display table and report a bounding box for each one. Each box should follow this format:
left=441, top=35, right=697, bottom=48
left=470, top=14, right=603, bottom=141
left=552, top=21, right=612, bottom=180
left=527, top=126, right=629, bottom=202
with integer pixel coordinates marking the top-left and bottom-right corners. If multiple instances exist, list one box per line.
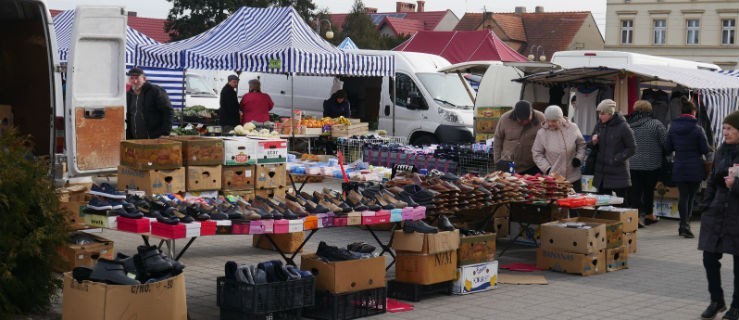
left=279, top=133, right=322, bottom=153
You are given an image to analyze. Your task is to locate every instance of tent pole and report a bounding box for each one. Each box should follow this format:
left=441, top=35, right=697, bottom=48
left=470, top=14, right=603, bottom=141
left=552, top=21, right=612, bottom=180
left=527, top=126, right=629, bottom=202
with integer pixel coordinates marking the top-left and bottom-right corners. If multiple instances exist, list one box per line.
left=181, top=69, right=186, bottom=126
left=291, top=74, right=295, bottom=142
left=392, top=76, right=396, bottom=136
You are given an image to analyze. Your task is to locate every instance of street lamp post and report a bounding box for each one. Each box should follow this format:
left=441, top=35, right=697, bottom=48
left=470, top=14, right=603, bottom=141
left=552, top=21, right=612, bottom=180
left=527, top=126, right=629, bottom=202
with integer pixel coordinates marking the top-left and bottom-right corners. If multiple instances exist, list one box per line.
left=314, top=18, right=334, bottom=39
left=527, top=45, right=547, bottom=62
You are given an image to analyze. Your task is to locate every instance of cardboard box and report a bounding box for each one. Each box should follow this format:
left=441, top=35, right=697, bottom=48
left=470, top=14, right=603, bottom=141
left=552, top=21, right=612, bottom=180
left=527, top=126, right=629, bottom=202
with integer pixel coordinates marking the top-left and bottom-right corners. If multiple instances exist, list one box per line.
left=624, top=231, right=638, bottom=254
left=185, top=165, right=222, bottom=191
left=62, top=272, right=187, bottom=320
left=606, top=246, right=628, bottom=272
left=120, top=139, right=183, bottom=170
left=347, top=212, right=362, bottom=225
left=562, top=217, right=623, bottom=249
left=581, top=175, right=597, bottom=193
left=57, top=185, right=89, bottom=228
left=164, top=136, right=224, bottom=166
left=254, top=187, right=286, bottom=199
left=223, top=137, right=254, bottom=165
left=117, top=166, right=186, bottom=195
left=392, top=229, right=460, bottom=254
left=57, top=232, right=114, bottom=272
left=250, top=137, right=288, bottom=164
left=540, top=219, right=606, bottom=254
left=395, top=250, right=458, bottom=285
left=509, top=222, right=540, bottom=246
left=509, top=202, right=569, bottom=225
left=654, top=182, right=680, bottom=199
left=452, top=260, right=498, bottom=295
left=458, top=233, right=496, bottom=266
left=536, top=248, right=606, bottom=276
left=83, top=214, right=117, bottom=229
left=654, top=198, right=680, bottom=219
left=221, top=165, right=255, bottom=190
left=252, top=232, right=304, bottom=253
left=300, top=253, right=385, bottom=294
left=493, top=205, right=509, bottom=218
left=579, top=207, right=639, bottom=233
left=494, top=217, right=509, bottom=238
left=255, top=163, right=287, bottom=189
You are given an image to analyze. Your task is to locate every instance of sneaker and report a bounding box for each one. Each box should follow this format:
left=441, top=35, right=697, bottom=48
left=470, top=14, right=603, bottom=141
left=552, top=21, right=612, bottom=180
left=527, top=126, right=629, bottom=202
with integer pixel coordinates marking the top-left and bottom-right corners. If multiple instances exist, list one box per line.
left=86, top=198, right=113, bottom=211
left=89, top=183, right=126, bottom=199
left=316, top=241, right=360, bottom=261
left=702, top=301, right=727, bottom=319
left=723, top=307, right=739, bottom=320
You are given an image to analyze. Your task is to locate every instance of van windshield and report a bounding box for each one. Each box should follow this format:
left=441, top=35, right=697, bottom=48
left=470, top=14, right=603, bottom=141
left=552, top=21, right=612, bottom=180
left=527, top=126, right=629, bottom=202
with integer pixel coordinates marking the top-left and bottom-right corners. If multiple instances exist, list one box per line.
left=186, top=75, right=216, bottom=96
left=416, top=73, right=474, bottom=109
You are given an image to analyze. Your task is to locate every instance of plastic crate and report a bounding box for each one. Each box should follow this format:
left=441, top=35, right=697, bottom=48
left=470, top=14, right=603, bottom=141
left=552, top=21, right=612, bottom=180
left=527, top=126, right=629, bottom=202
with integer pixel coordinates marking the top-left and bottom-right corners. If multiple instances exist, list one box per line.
left=457, top=150, right=494, bottom=176
left=220, top=308, right=302, bottom=320
left=216, top=276, right=315, bottom=314
left=387, top=279, right=452, bottom=302
left=337, top=137, right=406, bottom=164
left=302, top=287, right=387, bottom=320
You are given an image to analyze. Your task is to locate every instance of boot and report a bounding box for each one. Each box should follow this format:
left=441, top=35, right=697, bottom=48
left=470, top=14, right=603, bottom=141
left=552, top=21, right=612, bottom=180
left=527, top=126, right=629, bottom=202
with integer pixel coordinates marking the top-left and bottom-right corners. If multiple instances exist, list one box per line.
left=701, top=301, right=726, bottom=319
left=89, top=259, right=140, bottom=285
left=136, top=245, right=173, bottom=277
left=437, top=214, right=456, bottom=231
left=680, top=224, right=695, bottom=238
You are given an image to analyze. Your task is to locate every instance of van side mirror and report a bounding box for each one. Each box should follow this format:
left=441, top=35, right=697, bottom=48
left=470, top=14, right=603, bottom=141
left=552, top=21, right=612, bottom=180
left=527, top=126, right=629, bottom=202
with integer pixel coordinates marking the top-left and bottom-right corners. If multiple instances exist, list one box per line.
left=408, top=96, right=427, bottom=110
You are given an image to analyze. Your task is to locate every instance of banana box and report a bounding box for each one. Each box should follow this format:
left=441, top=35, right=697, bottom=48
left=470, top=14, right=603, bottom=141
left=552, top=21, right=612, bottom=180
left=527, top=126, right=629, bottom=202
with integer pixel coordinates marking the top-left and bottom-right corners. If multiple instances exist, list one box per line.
left=451, top=260, right=498, bottom=295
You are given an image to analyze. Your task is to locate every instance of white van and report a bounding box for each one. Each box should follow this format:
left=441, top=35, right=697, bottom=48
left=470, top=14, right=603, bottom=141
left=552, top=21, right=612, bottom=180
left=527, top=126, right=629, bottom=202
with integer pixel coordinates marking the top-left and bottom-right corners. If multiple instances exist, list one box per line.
left=1, top=1, right=127, bottom=181
left=185, top=72, right=220, bottom=109
left=233, top=51, right=476, bottom=145
left=551, top=50, right=721, bottom=71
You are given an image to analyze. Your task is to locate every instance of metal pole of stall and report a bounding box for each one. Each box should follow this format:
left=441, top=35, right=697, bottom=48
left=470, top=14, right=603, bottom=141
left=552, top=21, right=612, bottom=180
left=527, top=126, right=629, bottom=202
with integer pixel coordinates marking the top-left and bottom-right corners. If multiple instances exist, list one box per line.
left=181, top=69, right=186, bottom=126
left=291, top=74, right=295, bottom=144
left=392, top=76, right=396, bottom=136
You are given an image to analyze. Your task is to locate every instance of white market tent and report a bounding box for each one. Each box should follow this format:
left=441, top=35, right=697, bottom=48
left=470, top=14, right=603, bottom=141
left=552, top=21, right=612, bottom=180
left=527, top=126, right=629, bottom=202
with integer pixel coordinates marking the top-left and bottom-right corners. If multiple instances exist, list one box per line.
left=338, top=37, right=359, bottom=50
left=519, top=64, right=739, bottom=145
left=134, top=6, right=394, bottom=77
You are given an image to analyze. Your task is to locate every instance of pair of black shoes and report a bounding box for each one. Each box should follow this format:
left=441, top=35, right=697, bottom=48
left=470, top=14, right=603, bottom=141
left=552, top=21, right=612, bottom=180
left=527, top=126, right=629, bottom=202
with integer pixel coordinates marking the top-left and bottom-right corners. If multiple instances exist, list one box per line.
left=317, top=241, right=360, bottom=261
left=72, top=246, right=184, bottom=285
left=680, top=225, right=695, bottom=239
left=460, top=228, right=484, bottom=236
left=701, top=301, right=739, bottom=320
left=73, top=258, right=139, bottom=285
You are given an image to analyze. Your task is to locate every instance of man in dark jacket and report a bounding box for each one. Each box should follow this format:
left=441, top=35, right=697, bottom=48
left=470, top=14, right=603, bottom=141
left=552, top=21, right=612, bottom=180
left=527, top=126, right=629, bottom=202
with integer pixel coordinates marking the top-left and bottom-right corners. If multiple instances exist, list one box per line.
left=590, top=99, right=636, bottom=201
left=220, top=75, right=240, bottom=131
left=323, top=90, right=351, bottom=118
left=126, top=67, right=173, bottom=139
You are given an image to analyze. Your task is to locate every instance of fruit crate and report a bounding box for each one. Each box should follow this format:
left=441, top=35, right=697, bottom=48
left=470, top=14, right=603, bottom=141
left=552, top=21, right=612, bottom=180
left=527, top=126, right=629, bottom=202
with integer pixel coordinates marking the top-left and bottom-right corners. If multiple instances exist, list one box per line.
left=387, top=279, right=453, bottom=302
left=216, top=276, right=315, bottom=314
left=337, top=136, right=406, bottom=164
left=302, top=287, right=387, bottom=320
left=220, top=308, right=302, bottom=320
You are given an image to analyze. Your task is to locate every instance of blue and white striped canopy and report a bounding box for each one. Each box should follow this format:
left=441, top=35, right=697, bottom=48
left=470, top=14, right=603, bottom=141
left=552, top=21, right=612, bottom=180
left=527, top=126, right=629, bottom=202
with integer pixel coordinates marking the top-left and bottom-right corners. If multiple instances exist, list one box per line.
left=705, top=69, right=739, bottom=145
left=53, top=9, right=158, bottom=64
left=135, top=6, right=393, bottom=77
left=338, top=37, right=359, bottom=50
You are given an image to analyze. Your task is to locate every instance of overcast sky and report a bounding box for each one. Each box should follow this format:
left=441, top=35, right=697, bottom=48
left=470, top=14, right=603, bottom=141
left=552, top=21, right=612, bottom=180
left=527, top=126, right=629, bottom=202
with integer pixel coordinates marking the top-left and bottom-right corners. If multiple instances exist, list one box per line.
left=53, top=0, right=607, bottom=31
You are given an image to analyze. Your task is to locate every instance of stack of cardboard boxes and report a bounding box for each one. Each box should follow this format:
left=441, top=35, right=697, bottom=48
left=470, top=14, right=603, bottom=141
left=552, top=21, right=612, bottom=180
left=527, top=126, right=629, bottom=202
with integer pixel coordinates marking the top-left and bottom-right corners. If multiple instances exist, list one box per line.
left=452, top=231, right=498, bottom=295
left=581, top=207, right=639, bottom=255
left=221, top=137, right=288, bottom=200
left=389, top=230, right=460, bottom=300
left=508, top=202, right=569, bottom=246
left=536, top=218, right=608, bottom=276
left=117, top=139, right=187, bottom=195
left=167, top=136, right=225, bottom=194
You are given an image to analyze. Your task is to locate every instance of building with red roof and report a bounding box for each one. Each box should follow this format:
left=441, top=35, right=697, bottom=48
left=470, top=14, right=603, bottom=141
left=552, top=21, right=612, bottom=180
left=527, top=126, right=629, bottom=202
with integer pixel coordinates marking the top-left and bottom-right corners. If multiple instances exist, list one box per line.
left=328, top=1, right=459, bottom=38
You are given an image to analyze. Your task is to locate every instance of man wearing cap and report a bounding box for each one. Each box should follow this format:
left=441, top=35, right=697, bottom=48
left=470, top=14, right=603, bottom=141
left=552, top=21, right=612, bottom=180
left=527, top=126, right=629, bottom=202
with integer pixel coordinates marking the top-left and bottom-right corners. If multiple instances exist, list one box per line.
left=220, top=75, right=240, bottom=131
left=493, top=100, right=545, bottom=174
left=126, top=67, right=173, bottom=139
left=589, top=99, right=636, bottom=200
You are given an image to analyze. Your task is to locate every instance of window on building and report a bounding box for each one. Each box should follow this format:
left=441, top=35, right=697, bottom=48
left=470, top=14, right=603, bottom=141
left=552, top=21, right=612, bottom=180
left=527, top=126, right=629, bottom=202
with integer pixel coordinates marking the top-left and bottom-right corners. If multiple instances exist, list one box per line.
left=654, top=19, right=666, bottom=45
left=621, top=20, right=633, bottom=44
left=686, top=19, right=700, bottom=44
left=723, top=19, right=735, bottom=45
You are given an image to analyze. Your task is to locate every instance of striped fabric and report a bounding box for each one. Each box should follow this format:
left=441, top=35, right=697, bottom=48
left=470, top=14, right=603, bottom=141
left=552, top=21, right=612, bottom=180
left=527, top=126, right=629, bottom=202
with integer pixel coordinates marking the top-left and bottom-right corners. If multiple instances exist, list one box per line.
left=134, top=7, right=394, bottom=77
left=338, top=37, right=359, bottom=50
left=702, top=69, right=739, bottom=145
left=125, top=67, right=186, bottom=109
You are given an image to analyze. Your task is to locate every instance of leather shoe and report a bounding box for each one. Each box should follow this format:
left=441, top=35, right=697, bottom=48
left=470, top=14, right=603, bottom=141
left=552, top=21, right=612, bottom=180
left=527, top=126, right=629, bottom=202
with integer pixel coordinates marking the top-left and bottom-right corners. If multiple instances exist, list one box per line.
left=701, top=301, right=726, bottom=319
left=403, top=220, right=438, bottom=234
left=89, top=258, right=140, bottom=285
left=437, top=215, right=456, bottom=231
left=136, top=245, right=173, bottom=277
left=723, top=307, right=739, bottom=320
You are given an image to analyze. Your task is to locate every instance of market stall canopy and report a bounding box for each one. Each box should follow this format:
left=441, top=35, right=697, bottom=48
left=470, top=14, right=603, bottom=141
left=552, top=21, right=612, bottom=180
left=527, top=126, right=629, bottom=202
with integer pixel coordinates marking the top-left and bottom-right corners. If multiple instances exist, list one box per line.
left=53, top=9, right=158, bottom=64
left=392, top=30, right=528, bottom=64
left=338, top=37, right=359, bottom=50
left=134, top=6, right=394, bottom=77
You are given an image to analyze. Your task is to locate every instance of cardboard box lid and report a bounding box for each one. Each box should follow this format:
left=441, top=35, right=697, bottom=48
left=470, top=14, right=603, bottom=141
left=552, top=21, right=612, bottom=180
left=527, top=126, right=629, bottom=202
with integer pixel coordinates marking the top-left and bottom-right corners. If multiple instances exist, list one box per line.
left=392, top=229, right=460, bottom=254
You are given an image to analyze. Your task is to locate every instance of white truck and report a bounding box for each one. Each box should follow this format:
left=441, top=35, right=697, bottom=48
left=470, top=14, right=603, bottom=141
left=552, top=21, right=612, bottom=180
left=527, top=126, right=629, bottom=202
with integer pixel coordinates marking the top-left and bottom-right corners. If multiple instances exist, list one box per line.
left=551, top=50, right=721, bottom=71
left=233, top=50, right=477, bottom=145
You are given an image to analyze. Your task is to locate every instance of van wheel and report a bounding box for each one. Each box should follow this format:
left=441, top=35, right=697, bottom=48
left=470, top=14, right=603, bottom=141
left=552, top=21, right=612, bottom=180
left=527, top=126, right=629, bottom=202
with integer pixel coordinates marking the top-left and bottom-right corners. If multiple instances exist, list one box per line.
left=410, top=134, right=438, bottom=147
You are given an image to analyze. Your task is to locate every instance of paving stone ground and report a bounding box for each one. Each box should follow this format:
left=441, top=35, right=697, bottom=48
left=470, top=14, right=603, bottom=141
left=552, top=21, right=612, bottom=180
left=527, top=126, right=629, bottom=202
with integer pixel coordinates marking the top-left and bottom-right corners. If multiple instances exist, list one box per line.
left=44, top=180, right=730, bottom=320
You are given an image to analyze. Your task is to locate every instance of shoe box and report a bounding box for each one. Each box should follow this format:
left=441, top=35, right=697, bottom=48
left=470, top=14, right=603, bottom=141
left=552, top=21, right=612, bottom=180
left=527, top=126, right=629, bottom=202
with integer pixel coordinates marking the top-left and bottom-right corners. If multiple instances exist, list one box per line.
left=540, top=219, right=607, bottom=254
left=252, top=232, right=304, bottom=253
left=200, top=220, right=217, bottom=236
left=164, top=136, right=224, bottom=166
left=254, top=163, right=287, bottom=189
left=624, top=231, right=638, bottom=254
left=458, top=232, right=496, bottom=266
left=300, top=253, right=386, bottom=294
left=62, top=272, right=187, bottom=320
left=362, top=210, right=391, bottom=225
left=151, top=221, right=200, bottom=239
left=83, top=213, right=118, bottom=229
left=347, top=212, right=362, bottom=225
left=654, top=182, right=680, bottom=199
left=577, top=207, right=639, bottom=233
left=221, top=165, right=255, bottom=191
left=120, top=139, right=183, bottom=170
left=303, top=215, right=319, bottom=230
left=606, top=245, right=629, bottom=272
left=222, top=137, right=288, bottom=165
left=395, top=250, right=458, bottom=285
left=56, top=232, right=114, bottom=272
left=254, top=187, right=286, bottom=200
left=56, top=184, right=89, bottom=228
left=567, top=217, right=623, bottom=249
left=117, top=166, right=186, bottom=195
left=452, top=260, right=498, bottom=295
left=536, top=247, right=606, bottom=276
left=392, top=229, right=460, bottom=255
left=185, top=165, right=222, bottom=191
left=494, top=217, right=509, bottom=238
left=274, top=219, right=304, bottom=233
left=509, top=202, right=569, bottom=225
left=509, top=222, right=539, bottom=246
left=116, top=216, right=150, bottom=233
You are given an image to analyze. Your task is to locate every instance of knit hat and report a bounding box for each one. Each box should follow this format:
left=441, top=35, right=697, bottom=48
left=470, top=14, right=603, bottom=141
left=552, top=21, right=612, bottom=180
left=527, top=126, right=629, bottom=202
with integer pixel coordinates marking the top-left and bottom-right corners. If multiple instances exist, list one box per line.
left=512, top=100, right=532, bottom=120
left=127, top=67, right=144, bottom=76
left=544, top=105, right=564, bottom=120
left=596, top=99, right=617, bottom=114
left=724, top=111, right=739, bottom=130
left=227, top=75, right=239, bottom=81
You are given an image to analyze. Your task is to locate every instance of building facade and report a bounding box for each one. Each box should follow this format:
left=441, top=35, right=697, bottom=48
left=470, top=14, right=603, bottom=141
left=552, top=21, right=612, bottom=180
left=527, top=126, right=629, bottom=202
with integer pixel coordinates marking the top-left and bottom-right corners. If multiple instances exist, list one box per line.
left=605, top=0, right=739, bottom=69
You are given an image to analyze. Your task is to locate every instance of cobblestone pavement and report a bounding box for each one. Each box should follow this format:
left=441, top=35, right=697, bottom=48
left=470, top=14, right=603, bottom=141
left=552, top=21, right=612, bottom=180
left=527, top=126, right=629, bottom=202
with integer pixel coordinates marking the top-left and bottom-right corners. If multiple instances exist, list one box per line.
left=47, top=181, right=724, bottom=320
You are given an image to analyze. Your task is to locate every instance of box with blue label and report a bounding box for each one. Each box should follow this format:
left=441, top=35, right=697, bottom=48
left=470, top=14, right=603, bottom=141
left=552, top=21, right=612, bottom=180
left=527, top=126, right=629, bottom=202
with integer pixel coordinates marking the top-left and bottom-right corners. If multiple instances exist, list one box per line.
left=452, top=260, right=498, bottom=295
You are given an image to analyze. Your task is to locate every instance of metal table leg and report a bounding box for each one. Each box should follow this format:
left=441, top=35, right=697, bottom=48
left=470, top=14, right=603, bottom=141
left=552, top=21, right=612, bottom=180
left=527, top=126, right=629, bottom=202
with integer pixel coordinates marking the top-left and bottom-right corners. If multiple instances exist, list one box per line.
left=365, top=224, right=398, bottom=271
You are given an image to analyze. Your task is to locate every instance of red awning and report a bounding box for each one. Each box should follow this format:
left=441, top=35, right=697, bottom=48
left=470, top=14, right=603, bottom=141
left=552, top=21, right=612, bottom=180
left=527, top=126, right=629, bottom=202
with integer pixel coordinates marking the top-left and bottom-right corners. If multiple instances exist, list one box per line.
left=393, top=30, right=527, bottom=63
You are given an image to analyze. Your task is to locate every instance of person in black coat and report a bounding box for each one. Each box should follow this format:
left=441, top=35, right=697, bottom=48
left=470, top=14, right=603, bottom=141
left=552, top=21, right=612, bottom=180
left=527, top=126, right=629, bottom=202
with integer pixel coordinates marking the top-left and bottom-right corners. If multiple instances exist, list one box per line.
left=219, top=75, right=240, bottom=131
left=665, top=97, right=710, bottom=238
left=589, top=99, right=636, bottom=201
left=698, top=111, right=739, bottom=320
left=126, top=67, right=174, bottom=139
left=323, top=90, right=351, bottom=118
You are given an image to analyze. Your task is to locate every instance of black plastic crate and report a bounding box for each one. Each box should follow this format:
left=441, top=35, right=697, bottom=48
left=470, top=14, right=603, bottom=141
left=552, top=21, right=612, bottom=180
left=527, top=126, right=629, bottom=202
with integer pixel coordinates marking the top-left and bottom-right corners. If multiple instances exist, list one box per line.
left=387, top=280, right=452, bottom=302
left=302, top=287, right=387, bottom=320
left=220, top=308, right=302, bottom=320
left=217, top=276, right=315, bottom=314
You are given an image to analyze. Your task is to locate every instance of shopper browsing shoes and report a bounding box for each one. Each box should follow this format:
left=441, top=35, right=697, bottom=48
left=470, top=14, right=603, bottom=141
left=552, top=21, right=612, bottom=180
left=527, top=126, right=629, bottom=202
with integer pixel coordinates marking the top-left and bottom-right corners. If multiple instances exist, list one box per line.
left=699, top=111, right=739, bottom=320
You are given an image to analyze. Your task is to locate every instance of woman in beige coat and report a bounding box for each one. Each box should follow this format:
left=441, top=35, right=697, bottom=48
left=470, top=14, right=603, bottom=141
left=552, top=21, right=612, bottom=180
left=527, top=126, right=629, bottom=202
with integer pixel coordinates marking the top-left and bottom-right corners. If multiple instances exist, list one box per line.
left=532, top=105, right=587, bottom=192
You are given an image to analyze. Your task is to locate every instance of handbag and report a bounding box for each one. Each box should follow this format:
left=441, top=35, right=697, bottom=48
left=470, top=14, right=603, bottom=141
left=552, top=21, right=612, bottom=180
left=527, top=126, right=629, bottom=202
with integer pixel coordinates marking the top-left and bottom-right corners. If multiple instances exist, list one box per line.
left=582, top=146, right=598, bottom=175
left=659, top=156, right=676, bottom=187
